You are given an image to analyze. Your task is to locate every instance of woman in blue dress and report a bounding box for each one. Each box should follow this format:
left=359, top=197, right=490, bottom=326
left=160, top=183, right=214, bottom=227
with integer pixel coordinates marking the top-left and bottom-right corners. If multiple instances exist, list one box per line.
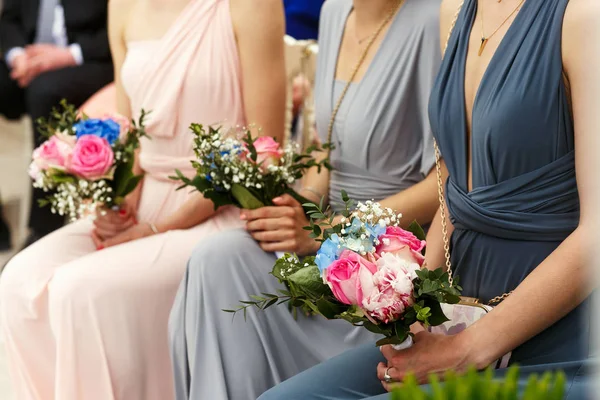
left=259, top=0, right=597, bottom=398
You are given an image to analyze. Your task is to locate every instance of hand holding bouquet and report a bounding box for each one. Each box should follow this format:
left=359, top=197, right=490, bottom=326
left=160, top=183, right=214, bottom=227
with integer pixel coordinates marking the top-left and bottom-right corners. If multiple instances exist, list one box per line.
left=172, top=124, right=331, bottom=210
left=30, top=101, right=148, bottom=221
left=227, top=192, right=461, bottom=348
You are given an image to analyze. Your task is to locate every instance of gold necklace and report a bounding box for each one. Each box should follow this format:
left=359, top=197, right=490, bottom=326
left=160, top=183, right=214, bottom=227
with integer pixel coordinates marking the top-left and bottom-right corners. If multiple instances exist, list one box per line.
left=326, top=0, right=404, bottom=151
left=478, top=0, right=526, bottom=56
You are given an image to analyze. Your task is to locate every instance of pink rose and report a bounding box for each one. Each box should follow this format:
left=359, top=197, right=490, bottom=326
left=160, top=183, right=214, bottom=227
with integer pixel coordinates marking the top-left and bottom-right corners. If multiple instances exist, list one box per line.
left=358, top=252, right=420, bottom=324
left=376, top=226, right=425, bottom=266
left=325, top=250, right=377, bottom=305
left=32, top=135, right=74, bottom=171
left=69, top=135, right=114, bottom=180
left=252, top=136, right=283, bottom=172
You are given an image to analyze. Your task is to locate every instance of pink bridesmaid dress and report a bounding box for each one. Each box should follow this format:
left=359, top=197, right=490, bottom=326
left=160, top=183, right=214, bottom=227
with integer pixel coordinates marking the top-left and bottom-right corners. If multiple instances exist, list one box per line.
left=0, top=1, right=244, bottom=399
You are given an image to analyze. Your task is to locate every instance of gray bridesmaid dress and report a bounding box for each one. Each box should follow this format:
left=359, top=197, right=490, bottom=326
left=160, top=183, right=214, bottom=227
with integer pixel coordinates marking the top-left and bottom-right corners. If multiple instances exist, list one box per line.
left=168, top=0, right=442, bottom=398
left=259, top=0, right=593, bottom=399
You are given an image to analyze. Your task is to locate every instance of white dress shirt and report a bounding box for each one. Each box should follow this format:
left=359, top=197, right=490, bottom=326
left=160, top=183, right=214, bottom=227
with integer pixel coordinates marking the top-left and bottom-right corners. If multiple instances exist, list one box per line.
left=5, top=3, right=83, bottom=68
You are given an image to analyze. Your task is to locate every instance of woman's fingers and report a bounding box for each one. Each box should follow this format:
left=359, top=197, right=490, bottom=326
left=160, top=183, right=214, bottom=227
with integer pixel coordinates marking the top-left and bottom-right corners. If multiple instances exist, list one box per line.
left=250, top=229, right=294, bottom=242
left=246, top=217, right=294, bottom=232
left=376, top=362, right=401, bottom=392
left=94, top=226, right=117, bottom=239
left=259, top=240, right=296, bottom=253
left=91, top=230, right=103, bottom=250
left=241, top=206, right=296, bottom=221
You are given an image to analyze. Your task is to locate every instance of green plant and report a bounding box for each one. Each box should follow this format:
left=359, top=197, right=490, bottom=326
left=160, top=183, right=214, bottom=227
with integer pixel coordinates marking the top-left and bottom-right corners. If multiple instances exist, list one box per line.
left=390, top=366, right=566, bottom=400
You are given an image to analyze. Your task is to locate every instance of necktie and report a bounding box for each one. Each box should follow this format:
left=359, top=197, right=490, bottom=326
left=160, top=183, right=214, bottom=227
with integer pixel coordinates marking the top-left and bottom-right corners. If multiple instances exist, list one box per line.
left=35, top=0, right=60, bottom=44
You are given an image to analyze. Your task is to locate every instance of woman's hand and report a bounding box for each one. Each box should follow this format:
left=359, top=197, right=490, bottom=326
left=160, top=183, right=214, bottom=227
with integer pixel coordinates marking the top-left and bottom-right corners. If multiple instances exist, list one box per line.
left=93, top=200, right=137, bottom=240
left=241, top=194, right=320, bottom=255
left=376, top=330, right=477, bottom=391
left=92, top=222, right=154, bottom=250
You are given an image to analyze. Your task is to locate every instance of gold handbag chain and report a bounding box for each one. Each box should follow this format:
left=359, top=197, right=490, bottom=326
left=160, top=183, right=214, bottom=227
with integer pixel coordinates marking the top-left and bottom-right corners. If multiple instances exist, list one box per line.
left=435, top=0, right=511, bottom=306
left=325, top=0, right=405, bottom=158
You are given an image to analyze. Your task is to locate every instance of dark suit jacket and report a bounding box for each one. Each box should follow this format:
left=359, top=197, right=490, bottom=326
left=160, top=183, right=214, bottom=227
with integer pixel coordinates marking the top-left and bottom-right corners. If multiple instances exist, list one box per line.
left=0, top=0, right=111, bottom=63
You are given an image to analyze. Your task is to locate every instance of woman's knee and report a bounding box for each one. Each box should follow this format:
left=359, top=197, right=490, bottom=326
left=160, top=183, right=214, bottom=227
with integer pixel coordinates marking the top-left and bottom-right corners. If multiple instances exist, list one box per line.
left=0, top=249, right=44, bottom=305
left=187, top=229, right=256, bottom=283
left=48, top=266, right=112, bottom=315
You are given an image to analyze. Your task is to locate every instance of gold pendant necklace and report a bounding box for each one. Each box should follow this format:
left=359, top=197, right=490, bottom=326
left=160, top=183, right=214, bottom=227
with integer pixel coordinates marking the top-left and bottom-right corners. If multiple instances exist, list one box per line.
left=479, top=0, right=526, bottom=56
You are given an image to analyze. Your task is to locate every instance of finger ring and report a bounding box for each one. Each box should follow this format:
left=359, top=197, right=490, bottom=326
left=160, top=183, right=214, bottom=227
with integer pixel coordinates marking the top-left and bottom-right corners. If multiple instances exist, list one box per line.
left=384, top=367, right=393, bottom=383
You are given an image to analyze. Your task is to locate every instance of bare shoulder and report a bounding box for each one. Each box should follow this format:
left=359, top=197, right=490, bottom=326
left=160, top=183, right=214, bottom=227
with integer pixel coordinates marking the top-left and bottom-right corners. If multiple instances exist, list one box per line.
left=230, top=0, right=284, bottom=31
left=439, top=0, right=463, bottom=38
left=108, top=0, right=134, bottom=16
left=562, top=0, right=600, bottom=74
left=108, top=0, right=134, bottom=32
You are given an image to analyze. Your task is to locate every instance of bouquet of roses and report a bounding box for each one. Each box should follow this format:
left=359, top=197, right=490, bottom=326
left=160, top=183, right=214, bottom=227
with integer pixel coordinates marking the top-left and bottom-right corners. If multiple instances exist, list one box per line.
left=227, top=192, right=462, bottom=348
left=172, top=124, right=331, bottom=210
left=29, top=101, right=148, bottom=221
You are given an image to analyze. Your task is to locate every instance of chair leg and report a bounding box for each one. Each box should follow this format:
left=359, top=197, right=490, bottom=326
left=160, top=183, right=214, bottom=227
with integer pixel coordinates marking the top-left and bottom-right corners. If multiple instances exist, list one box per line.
left=0, top=201, right=11, bottom=251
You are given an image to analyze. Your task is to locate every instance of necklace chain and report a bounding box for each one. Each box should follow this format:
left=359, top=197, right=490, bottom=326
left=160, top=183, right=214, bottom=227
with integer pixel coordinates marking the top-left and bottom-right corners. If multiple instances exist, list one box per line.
left=479, top=0, right=526, bottom=56
left=326, top=0, right=404, bottom=151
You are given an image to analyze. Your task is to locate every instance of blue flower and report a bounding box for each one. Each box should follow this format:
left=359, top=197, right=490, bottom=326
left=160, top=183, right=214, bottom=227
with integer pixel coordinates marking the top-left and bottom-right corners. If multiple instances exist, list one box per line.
left=347, top=218, right=363, bottom=235
left=74, top=119, right=120, bottom=145
left=365, top=222, right=386, bottom=240
left=315, top=234, right=341, bottom=274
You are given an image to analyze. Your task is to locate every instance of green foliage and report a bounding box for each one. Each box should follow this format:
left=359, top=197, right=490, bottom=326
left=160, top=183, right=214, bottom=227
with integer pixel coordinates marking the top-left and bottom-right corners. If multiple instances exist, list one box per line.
left=303, top=189, right=355, bottom=242
left=35, top=101, right=148, bottom=212
left=225, top=192, right=465, bottom=348
left=225, top=254, right=459, bottom=347
left=390, top=366, right=566, bottom=400
left=36, top=99, right=80, bottom=138
left=170, top=124, right=331, bottom=211
left=106, top=109, right=149, bottom=205
left=231, top=183, right=265, bottom=209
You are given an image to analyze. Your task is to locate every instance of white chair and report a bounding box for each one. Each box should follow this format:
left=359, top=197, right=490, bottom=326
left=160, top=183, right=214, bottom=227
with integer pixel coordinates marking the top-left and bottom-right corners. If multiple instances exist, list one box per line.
left=283, top=35, right=318, bottom=151
left=0, top=116, right=33, bottom=250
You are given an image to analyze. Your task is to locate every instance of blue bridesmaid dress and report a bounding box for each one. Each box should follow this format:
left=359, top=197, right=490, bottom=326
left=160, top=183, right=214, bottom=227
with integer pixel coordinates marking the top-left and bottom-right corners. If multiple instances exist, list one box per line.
left=258, top=0, right=594, bottom=398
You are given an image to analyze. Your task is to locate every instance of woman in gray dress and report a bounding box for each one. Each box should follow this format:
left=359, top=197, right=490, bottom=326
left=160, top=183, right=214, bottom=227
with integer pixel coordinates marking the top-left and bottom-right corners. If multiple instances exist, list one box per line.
left=259, top=0, right=597, bottom=399
left=168, top=0, right=442, bottom=398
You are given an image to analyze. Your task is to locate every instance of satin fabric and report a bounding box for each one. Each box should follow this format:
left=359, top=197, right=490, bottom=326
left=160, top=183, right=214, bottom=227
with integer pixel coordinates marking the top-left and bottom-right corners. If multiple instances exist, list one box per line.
left=0, top=1, right=245, bottom=398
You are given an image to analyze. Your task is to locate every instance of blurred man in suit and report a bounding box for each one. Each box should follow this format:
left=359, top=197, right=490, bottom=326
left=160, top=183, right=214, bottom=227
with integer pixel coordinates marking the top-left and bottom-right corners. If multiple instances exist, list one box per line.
left=0, top=0, right=113, bottom=248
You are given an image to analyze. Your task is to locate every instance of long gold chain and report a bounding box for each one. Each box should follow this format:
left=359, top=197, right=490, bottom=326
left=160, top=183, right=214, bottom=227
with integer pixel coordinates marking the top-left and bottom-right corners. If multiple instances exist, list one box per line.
left=478, top=0, right=526, bottom=56
left=326, top=0, right=405, bottom=157
left=436, top=0, right=511, bottom=306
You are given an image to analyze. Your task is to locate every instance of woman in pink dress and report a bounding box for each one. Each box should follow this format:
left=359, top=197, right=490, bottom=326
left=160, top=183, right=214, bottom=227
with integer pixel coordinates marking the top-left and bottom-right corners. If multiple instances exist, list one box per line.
left=0, top=0, right=286, bottom=399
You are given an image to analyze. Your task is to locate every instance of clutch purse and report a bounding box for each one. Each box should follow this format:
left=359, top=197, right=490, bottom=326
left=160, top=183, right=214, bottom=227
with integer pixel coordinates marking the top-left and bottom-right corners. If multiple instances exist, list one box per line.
left=429, top=300, right=512, bottom=369
left=426, top=4, right=512, bottom=369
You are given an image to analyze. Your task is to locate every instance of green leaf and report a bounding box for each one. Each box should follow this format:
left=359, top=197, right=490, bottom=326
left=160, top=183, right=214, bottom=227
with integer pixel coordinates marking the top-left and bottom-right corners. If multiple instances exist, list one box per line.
left=120, top=175, right=143, bottom=198
left=288, top=265, right=330, bottom=298
left=341, top=190, right=349, bottom=202
left=422, top=299, right=450, bottom=326
left=375, top=335, right=409, bottom=347
left=406, top=220, right=427, bottom=242
left=113, top=155, right=135, bottom=197
left=231, top=183, right=265, bottom=210
left=315, top=298, right=345, bottom=319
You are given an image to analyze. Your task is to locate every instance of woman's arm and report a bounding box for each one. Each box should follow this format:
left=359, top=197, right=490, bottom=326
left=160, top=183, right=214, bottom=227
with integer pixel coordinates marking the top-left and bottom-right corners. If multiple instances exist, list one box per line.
left=151, top=0, right=288, bottom=233
left=231, top=0, right=286, bottom=143
left=242, top=148, right=330, bottom=255
left=108, top=0, right=132, bottom=130
left=457, top=0, right=598, bottom=369
left=93, top=0, right=139, bottom=245
left=378, top=169, right=439, bottom=229
left=422, top=160, right=454, bottom=272
left=377, top=3, right=597, bottom=386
